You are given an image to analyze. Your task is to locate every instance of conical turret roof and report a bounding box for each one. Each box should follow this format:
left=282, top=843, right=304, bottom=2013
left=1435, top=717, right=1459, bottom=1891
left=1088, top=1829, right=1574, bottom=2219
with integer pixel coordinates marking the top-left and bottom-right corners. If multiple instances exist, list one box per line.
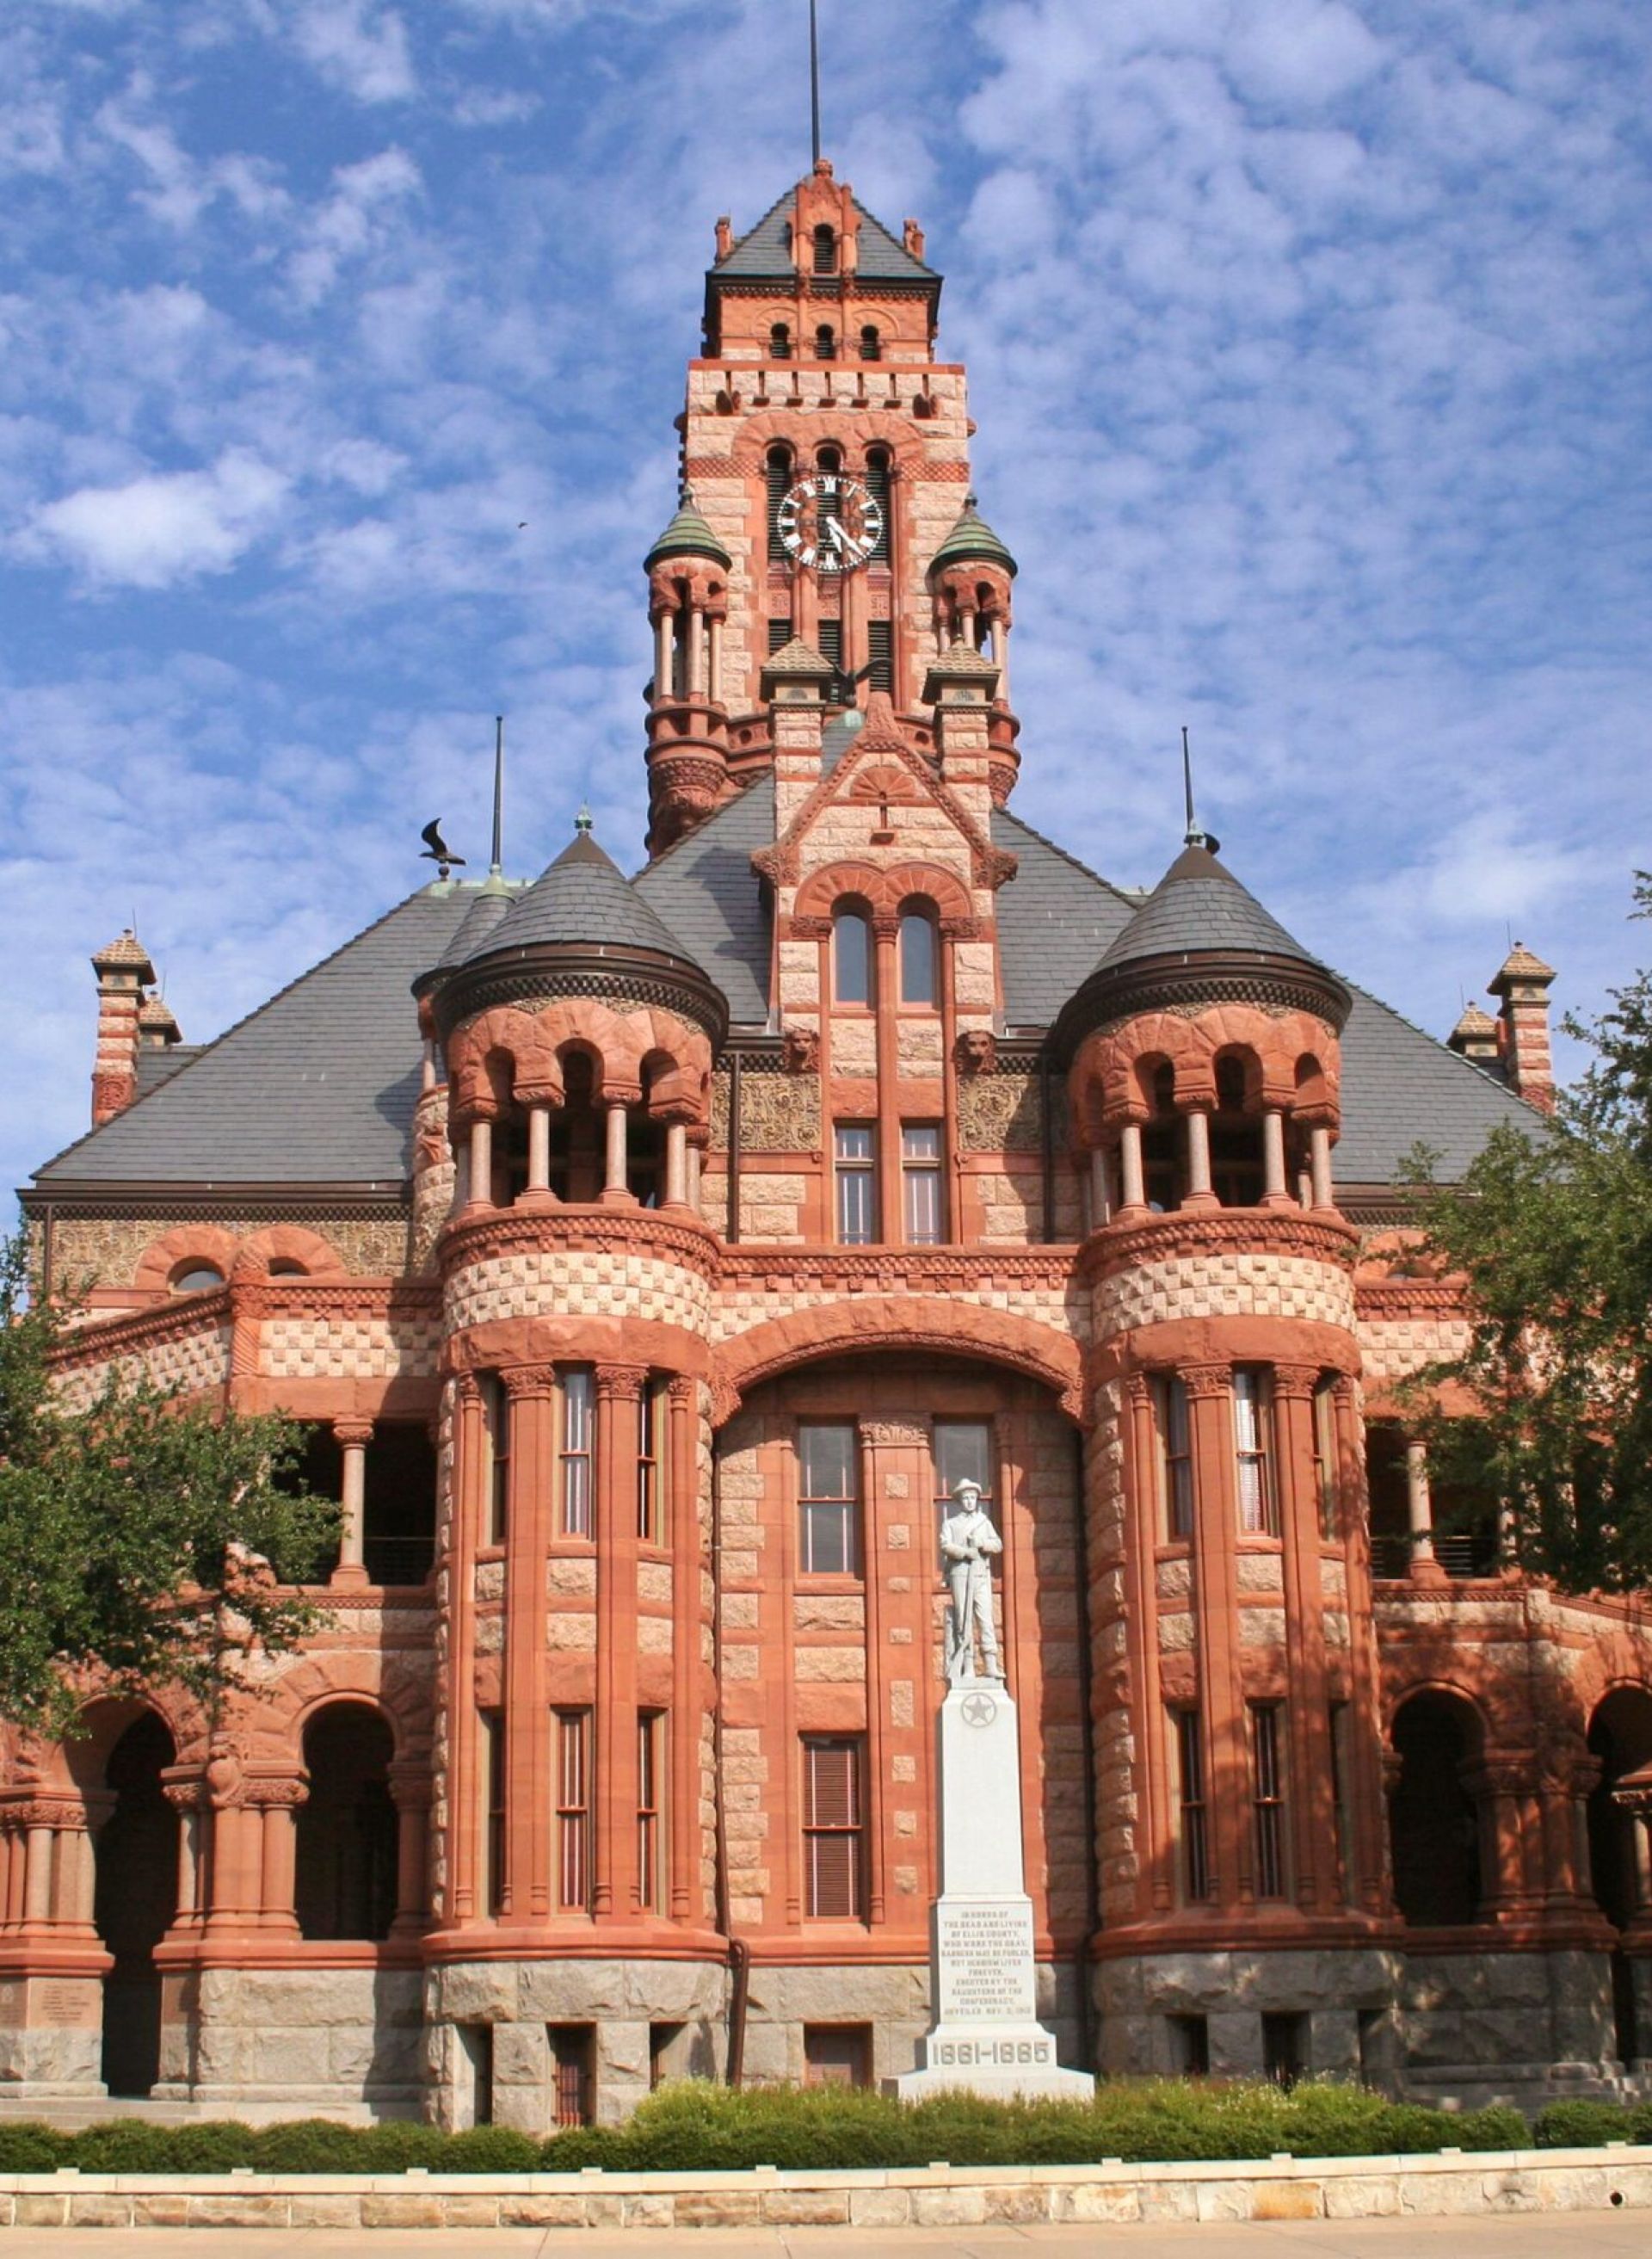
left=463, top=818, right=706, bottom=972
left=1094, top=840, right=1326, bottom=976
left=929, top=492, right=1017, bottom=579
left=644, top=486, right=731, bottom=572
left=432, top=880, right=518, bottom=972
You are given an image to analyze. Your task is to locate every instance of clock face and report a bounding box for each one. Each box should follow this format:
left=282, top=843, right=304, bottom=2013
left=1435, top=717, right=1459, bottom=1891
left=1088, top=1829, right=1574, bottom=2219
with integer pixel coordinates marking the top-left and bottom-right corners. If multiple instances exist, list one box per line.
left=776, top=473, right=884, bottom=574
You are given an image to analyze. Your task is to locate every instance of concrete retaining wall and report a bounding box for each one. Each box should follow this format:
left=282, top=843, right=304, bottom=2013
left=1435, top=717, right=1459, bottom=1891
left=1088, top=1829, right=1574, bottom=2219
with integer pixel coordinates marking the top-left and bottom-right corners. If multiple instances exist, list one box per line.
left=1, top=2145, right=1650, bottom=2229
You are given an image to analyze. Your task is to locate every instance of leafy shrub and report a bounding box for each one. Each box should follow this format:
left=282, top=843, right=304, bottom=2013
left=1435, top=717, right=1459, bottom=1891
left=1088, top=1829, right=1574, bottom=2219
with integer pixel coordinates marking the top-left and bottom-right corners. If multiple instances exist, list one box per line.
left=69, top=2122, right=180, bottom=2172
left=1533, top=2099, right=1632, bottom=2149
left=157, top=2122, right=259, bottom=2172
left=252, top=2118, right=367, bottom=2173
left=0, top=2121, right=69, bottom=2171
left=541, top=2125, right=633, bottom=2170
left=354, top=2120, right=448, bottom=2170
left=1628, top=2099, right=1652, bottom=2146
left=441, top=2126, right=540, bottom=2172
left=1454, top=2105, right=1528, bottom=2151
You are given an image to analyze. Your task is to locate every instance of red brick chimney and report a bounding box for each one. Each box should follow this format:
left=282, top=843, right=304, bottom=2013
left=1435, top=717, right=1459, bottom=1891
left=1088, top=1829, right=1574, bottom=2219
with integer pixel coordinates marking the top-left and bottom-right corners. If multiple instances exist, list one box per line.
left=1488, top=943, right=1556, bottom=1112
left=90, top=929, right=156, bottom=1125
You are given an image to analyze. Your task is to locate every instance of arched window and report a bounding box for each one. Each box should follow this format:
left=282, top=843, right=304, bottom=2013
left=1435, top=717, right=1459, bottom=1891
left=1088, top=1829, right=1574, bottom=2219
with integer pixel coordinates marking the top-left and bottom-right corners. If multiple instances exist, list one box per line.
left=815, top=324, right=837, bottom=362
left=1142, top=1061, right=1180, bottom=1213
left=812, top=223, right=837, bottom=275
left=859, top=324, right=882, bottom=362
left=769, top=321, right=792, bottom=361
left=1211, top=1049, right=1264, bottom=1207
left=898, top=910, right=938, bottom=1006
left=91, top=1711, right=177, bottom=2097
left=170, top=1261, right=224, bottom=1294
left=1587, top=1688, right=1652, bottom=2061
left=362, top=1422, right=438, bottom=1584
left=1388, top=1692, right=1482, bottom=1926
left=766, top=444, right=794, bottom=563
left=295, top=1705, right=398, bottom=1942
left=864, top=447, right=891, bottom=564
left=548, top=1047, right=601, bottom=1203
left=267, top=1257, right=306, bottom=1278
left=833, top=909, right=872, bottom=1005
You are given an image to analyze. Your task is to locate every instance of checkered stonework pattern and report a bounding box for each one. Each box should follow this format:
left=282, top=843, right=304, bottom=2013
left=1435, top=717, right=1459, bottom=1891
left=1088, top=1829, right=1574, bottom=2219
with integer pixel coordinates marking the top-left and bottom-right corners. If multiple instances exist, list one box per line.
left=444, top=1250, right=714, bottom=1334
left=261, top=1310, right=444, bottom=1380
left=1357, top=1314, right=1473, bottom=1388
left=1094, top=1253, right=1356, bottom=1338
left=55, top=1321, right=233, bottom=1412
left=709, top=1275, right=1081, bottom=1342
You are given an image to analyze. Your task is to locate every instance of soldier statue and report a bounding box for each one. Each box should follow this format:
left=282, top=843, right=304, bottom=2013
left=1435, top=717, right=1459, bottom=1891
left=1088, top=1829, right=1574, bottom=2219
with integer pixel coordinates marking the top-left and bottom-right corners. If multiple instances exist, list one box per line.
left=940, top=1478, right=1003, bottom=1685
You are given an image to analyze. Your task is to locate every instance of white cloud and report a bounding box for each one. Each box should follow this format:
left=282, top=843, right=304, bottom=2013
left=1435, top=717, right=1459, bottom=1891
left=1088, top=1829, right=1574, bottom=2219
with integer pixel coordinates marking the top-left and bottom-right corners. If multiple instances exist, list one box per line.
left=286, top=145, right=422, bottom=305
left=25, top=452, right=290, bottom=589
left=289, top=2, right=416, bottom=103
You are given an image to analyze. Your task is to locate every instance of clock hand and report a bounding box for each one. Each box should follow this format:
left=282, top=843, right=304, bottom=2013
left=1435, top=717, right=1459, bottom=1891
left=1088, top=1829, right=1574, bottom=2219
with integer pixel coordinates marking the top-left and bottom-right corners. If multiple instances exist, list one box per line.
left=825, top=517, right=846, bottom=553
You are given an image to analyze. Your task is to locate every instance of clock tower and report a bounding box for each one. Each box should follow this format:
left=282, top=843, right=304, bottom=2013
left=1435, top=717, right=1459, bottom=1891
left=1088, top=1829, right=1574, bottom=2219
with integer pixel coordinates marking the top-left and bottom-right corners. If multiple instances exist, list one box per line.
left=642, top=157, right=1018, bottom=854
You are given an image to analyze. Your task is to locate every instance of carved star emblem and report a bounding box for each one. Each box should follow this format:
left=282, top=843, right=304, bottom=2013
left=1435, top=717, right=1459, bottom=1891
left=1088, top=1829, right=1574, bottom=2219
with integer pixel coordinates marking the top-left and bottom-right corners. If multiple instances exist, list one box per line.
left=959, top=1692, right=997, bottom=1729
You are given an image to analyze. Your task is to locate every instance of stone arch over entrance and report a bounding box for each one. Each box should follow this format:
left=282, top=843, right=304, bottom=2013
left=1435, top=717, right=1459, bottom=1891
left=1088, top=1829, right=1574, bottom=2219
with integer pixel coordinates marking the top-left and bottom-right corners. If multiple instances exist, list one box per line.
left=1586, top=1682, right=1652, bottom=2064
left=1387, top=1686, right=1486, bottom=1928
left=295, top=1703, right=398, bottom=1943
left=74, top=1705, right=178, bottom=2098
left=712, top=1297, right=1085, bottom=1429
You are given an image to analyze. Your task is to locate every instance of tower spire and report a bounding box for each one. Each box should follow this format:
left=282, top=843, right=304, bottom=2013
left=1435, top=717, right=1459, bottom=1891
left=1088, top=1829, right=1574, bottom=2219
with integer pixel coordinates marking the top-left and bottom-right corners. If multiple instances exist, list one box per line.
left=1180, top=725, right=1218, bottom=855
left=490, top=715, right=505, bottom=878
left=809, top=0, right=822, bottom=167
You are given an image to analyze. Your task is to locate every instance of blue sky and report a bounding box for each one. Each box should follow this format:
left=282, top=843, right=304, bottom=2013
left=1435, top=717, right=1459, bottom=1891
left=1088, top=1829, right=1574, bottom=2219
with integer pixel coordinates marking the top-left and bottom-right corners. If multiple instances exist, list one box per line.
left=4, top=0, right=1650, bottom=1198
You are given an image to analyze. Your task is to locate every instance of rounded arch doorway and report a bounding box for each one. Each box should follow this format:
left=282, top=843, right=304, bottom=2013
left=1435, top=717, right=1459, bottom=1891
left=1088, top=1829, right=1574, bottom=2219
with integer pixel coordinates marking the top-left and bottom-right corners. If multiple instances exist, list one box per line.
left=89, top=1710, right=179, bottom=2097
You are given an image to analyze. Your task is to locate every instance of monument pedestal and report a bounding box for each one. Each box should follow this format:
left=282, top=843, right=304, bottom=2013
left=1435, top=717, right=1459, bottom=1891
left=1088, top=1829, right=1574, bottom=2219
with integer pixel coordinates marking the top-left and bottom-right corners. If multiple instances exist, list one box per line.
left=895, top=1683, right=1094, bottom=2102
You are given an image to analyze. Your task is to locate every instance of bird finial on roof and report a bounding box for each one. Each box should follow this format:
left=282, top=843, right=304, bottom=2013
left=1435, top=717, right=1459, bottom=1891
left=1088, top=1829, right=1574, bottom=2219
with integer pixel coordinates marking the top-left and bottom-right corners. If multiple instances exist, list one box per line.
left=420, top=818, right=466, bottom=882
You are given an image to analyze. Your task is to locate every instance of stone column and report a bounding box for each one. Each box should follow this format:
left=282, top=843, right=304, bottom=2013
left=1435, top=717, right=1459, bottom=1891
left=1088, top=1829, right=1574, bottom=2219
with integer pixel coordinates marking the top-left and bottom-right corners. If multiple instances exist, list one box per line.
left=687, top=1139, right=703, bottom=1215
left=1406, top=1441, right=1444, bottom=1579
left=1118, top=1379, right=1173, bottom=1915
left=162, top=1778, right=206, bottom=1933
left=1088, top=1146, right=1110, bottom=1231
left=525, top=1105, right=552, bottom=1200
left=654, top=609, right=673, bottom=697
left=1310, top=1124, right=1335, bottom=1211
left=251, top=1780, right=306, bottom=1934
left=1332, top=1379, right=1389, bottom=1916
left=667, top=1377, right=700, bottom=1923
left=332, top=1418, right=373, bottom=1586
left=447, top=1377, right=484, bottom=1926
left=1272, top=1365, right=1331, bottom=1911
left=601, top=1102, right=632, bottom=1204
left=1185, top=1363, right=1248, bottom=1904
left=467, top=1118, right=492, bottom=1211
left=687, top=608, right=706, bottom=700
left=1262, top=1110, right=1290, bottom=1206
left=1183, top=1109, right=1216, bottom=1207
left=1119, top=1123, right=1145, bottom=1213
left=22, top=1819, right=53, bottom=1927
left=707, top=614, right=723, bottom=705
left=389, top=1762, right=432, bottom=1936
left=663, top=1120, right=688, bottom=1208
left=502, top=1366, right=557, bottom=1923
left=594, top=1365, right=646, bottom=1920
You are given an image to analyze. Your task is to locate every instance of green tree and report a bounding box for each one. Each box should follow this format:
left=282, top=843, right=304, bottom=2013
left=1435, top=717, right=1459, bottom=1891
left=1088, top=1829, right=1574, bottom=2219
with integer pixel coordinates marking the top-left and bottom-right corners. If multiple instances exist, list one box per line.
left=1404, top=873, right=1652, bottom=1590
left=0, top=1230, right=340, bottom=1732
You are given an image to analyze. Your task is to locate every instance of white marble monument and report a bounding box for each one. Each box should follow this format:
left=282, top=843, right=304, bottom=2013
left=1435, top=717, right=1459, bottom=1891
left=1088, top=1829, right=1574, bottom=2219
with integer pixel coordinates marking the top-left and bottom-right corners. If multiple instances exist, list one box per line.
left=895, top=1481, right=1095, bottom=2102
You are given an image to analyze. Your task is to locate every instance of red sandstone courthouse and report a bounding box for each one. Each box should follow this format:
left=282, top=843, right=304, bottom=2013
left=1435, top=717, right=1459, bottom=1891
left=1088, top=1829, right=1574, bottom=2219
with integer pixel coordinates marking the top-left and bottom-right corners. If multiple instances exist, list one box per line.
left=7, top=162, right=1651, bottom=2130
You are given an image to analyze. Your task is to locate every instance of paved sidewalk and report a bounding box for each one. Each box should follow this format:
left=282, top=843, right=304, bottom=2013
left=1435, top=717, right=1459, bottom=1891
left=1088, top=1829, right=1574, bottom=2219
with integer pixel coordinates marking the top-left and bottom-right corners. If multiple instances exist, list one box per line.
left=0, top=2211, right=1648, bottom=2257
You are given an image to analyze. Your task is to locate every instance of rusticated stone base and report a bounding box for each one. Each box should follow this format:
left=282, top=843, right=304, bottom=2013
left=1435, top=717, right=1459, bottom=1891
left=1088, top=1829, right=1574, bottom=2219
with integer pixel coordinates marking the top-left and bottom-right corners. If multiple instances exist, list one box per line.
left=0, top=1973, right=106, bottom=2099
left=1094, top=1947, right=1405, bottom=2086
left=1399, top=1947, right=1652, bottom=2108
left=151, top=1966, right=424, bottom=2117
left=424, top=1957, right=728, bottom=2132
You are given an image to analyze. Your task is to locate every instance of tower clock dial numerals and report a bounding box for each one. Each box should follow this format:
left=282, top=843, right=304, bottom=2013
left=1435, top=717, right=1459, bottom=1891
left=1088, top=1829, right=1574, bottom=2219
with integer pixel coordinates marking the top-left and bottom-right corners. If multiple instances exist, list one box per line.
left=777, top=473, right=884, bottom=574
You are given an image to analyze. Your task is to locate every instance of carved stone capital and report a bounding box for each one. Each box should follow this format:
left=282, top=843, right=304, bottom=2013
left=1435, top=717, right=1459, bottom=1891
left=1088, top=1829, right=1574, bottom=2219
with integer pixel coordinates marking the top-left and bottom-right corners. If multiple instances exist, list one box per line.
left=502, top=1364, right=558, bottom=1401
left=1270, top=1364, right=1321, bottom=1403
left=667, top=1374, right=697, bottom=1410
left=332, top=1418, right=374, bottom=1448
left=1180, top=1363, right=1230, bottom=1401
left=242, top=1776, right=310, bottom=1811
left=595, top=1362, right=649, bottom=1403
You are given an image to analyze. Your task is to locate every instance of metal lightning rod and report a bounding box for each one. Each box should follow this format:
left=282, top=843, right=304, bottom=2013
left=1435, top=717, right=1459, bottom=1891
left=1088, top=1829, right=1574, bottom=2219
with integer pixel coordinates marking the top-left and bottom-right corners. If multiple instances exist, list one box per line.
left=490, top=716, right=505, bottom=877
left=810, top=0, right=822, bottom=168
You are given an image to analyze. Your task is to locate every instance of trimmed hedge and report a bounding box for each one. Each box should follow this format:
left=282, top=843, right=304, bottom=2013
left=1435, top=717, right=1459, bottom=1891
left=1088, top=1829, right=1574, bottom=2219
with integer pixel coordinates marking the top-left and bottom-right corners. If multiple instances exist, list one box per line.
left=0, top=2081, right=1640, bottom=2176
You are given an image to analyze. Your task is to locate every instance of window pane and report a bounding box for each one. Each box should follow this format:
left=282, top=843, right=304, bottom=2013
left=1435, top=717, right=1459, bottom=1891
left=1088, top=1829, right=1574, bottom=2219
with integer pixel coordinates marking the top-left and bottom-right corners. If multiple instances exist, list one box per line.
left=835, top=1125, right=875, bottom=1246
left=561, top=1369, right=594, bottom=1539
left=935, top=1421, right=992, bottom=1504
left=801, top=1423, right=855, bottom=1499
left=833, top=912, right=871, bottom=1003
left=898, top=913, right=937, bottom=1005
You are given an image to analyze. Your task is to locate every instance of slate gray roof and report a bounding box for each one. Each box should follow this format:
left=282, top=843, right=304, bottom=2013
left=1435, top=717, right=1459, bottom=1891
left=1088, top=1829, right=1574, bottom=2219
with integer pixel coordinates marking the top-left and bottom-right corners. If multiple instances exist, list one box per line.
left=715, top=191, right=938, bottom=282
left=1095, top=841, right=1327, bottom=974
left=468, top=828, right=703, bottom=971
left=32, top=788, right=1545, bottom=1196
left=431, top=880, right=521, bottom=974
left=34, top=886, right=472, bottom=1188
left=632, top=781, right=776, bottom=1025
